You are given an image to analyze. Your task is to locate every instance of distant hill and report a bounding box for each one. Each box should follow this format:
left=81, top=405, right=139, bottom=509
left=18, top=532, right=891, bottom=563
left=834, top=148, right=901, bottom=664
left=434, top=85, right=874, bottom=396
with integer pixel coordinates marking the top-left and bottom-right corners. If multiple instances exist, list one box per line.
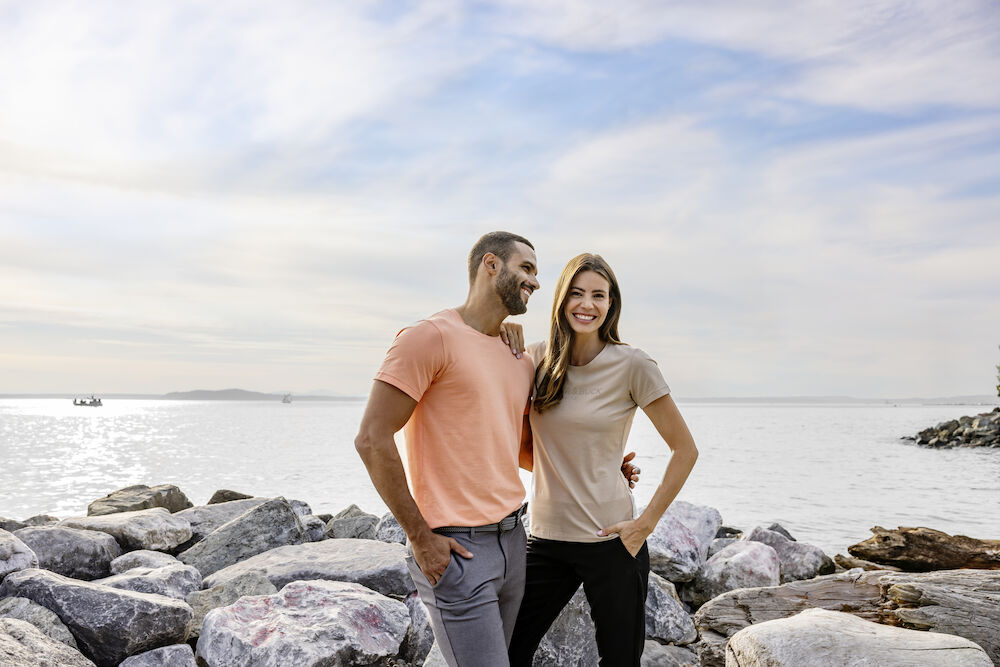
left=161, top=389, right=361, bottom=401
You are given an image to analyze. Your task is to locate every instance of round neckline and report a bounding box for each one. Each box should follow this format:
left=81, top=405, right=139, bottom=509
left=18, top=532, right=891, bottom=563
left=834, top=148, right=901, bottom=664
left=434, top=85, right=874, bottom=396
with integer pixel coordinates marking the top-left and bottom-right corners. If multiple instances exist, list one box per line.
left=449, top=308, right=502, bottom=340
left=569, top=341, right=608, bottom=368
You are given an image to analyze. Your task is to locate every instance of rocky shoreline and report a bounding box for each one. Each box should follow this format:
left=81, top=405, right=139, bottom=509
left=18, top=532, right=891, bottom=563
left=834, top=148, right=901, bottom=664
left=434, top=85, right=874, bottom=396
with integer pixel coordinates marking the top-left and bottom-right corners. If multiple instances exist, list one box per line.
left=1, top=483, right=997, bottom=666
left=905, top=406, right=1000, bottom=449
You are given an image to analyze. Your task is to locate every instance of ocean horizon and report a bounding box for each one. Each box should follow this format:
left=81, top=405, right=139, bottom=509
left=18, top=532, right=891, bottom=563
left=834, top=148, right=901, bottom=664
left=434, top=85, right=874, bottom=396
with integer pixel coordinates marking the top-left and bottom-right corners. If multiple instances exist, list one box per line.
left=2, top=398, right=997, bottom=557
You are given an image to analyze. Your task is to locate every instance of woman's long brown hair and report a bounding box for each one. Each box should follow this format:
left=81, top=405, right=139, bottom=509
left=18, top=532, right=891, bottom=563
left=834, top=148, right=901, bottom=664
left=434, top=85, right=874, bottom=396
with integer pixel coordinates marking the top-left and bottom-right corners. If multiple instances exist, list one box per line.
left=533, top=253, right=624, bottom=413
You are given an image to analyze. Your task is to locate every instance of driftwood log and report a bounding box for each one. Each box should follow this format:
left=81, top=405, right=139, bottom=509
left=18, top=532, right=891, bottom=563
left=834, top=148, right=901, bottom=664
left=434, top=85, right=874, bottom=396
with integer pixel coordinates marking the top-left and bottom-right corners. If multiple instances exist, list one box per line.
left=693, top=569, right=887, bottom=666
left=848, top=526, right=1000, bottom=571
left=693, top=569, right=1000, bottom=667
left=879, top=570, right=1000, bottom=665
left=833, top=553, right=901, bottom=572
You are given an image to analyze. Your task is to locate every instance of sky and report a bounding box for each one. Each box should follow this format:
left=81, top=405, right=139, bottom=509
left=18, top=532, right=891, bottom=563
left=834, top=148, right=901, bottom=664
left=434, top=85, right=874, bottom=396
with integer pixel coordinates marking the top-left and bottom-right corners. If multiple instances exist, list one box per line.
left=1, top=0, right=998, bottom=398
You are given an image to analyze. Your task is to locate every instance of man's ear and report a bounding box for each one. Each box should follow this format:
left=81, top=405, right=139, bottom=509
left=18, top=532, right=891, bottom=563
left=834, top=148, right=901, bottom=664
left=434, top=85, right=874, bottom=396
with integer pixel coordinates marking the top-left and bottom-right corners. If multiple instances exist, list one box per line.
left=483, top=252, right=500, bottom=276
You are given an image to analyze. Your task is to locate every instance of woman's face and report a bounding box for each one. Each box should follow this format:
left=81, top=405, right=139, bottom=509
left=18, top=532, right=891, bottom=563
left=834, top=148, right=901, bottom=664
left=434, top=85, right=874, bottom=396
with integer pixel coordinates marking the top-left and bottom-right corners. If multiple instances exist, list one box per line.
left=563, top=270, right=611, bottom=335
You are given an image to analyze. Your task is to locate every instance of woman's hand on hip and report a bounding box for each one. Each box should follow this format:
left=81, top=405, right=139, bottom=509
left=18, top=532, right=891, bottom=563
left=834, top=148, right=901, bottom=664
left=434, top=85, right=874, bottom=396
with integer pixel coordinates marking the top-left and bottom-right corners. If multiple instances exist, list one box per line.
left=598, top=519, right=650, bottom=558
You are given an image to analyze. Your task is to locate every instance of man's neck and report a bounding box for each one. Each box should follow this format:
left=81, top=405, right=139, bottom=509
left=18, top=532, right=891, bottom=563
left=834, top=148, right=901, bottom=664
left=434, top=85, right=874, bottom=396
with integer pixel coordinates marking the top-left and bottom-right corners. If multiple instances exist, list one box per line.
left=455, top=294, right=508, bottom=336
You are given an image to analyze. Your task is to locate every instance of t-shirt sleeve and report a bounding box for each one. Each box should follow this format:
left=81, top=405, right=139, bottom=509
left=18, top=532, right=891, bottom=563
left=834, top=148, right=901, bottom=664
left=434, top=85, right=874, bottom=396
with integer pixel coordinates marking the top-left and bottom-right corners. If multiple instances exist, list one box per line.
left=373, top=320, right=445, bottom=402
left=629, top=347, right=671, bottom=408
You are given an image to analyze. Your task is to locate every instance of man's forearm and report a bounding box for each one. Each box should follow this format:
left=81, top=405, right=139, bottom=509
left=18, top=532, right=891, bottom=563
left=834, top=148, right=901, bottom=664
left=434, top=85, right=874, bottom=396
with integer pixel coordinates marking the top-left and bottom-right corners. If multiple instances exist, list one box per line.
left=355, top=433, right=433, bottom=542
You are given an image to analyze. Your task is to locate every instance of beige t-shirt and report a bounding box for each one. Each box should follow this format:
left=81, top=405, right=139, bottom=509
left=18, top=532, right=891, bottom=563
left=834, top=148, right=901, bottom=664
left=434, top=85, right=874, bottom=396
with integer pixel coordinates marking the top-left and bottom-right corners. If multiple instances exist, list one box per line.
left=527, top=341, right=670, bottom=542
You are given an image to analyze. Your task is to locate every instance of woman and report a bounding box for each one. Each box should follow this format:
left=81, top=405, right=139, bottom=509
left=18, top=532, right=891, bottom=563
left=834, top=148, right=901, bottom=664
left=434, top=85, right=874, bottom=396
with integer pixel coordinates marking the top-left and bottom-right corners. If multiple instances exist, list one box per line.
left=502, top=253, right=698, bottom=666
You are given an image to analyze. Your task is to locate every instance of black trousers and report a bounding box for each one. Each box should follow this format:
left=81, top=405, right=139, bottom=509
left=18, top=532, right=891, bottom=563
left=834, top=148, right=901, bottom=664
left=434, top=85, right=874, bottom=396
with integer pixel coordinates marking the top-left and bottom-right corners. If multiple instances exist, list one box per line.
left=508, top=536, right=650, bottom=667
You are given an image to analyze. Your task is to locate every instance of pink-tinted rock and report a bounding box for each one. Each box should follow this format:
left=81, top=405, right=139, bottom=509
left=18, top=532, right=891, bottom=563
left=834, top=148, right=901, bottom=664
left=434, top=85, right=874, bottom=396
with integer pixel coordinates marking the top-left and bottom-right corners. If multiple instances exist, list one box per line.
left=646, top=512, right=702, bottom=582
left=666, top=501, right=723, bottom=562
left=196, top=580, right=409, bottom=666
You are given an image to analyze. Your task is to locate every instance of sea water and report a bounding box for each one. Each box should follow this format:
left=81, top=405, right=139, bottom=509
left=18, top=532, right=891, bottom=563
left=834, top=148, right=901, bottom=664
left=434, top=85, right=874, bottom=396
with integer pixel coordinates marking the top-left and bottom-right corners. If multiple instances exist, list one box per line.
left=2, top=399, right=997, bottom=555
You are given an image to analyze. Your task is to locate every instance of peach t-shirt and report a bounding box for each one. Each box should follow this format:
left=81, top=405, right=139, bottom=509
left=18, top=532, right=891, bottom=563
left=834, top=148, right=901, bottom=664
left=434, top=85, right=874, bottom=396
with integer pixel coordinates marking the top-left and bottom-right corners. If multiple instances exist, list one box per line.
left=375, top=309, right=535, bottom=529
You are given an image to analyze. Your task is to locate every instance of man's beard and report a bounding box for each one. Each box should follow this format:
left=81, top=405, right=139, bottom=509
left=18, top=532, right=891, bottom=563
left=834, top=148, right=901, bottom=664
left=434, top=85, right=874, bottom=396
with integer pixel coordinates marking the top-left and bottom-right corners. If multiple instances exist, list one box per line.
left=496, top=266, right=527, bottom=315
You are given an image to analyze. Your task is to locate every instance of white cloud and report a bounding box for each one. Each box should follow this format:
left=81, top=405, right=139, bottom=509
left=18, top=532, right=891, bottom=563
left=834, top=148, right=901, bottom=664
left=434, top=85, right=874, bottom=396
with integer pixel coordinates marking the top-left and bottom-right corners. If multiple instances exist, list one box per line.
left=491, top=0, right=1000, bottom=111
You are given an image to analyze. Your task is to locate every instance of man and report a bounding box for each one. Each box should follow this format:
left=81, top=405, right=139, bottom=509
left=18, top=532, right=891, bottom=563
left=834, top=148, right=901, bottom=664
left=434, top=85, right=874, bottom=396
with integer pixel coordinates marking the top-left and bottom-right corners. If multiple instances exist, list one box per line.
left=355, top=231, right=540, bottom=666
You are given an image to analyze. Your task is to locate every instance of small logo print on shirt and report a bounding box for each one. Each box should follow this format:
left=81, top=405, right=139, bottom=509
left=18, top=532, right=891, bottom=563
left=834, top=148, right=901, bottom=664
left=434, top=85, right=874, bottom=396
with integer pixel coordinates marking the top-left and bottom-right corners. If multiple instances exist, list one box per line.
left=564, top=387, right=601, bottom=396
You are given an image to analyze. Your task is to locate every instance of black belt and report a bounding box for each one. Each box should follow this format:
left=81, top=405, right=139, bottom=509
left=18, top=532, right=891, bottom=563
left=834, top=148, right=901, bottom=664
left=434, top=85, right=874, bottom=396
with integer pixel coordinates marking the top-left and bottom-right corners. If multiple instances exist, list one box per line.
left=434, top=504, right=527, bottom=537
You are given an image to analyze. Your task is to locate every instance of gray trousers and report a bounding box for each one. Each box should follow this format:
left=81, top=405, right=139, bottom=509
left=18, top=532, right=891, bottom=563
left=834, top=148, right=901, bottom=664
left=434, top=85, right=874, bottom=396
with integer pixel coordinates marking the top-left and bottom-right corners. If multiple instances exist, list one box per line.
left=405, top=523, right=527, bottom=667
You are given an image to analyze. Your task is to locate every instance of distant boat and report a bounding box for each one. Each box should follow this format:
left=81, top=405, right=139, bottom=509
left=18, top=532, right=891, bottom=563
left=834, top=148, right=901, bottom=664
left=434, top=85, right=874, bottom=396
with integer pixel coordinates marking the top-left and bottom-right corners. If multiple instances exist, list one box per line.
left=73, top=395, right=103, bottom=407
left=282, top=394, right=292, bottom=404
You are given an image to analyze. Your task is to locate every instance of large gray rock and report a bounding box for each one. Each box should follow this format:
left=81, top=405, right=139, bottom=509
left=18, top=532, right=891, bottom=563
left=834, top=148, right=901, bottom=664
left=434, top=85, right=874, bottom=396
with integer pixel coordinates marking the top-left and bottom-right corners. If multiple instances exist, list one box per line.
left=202, top=538, right=415, bottom=598
left=0, top=529, right=37, bottom=581
left=95, top=563, right=202, bottom=600
left=682, top=541, right=780, bottom=608
left=534, top=587, right=598, bottom=666
left=725, top=607, right=992, bottom=666
left=645, top=572, right=697, bottom=645
left=646, top=513, right=702, bottom=582
left=173, top=498, right=269, bottom=545
left=0, top=518, right=27, bottom=532
left=110, top=550, right=180, bottom=574
left=196, top=580, right=410, bottom=666
left=177, top=497, right=305, bottom=577
left=0, top=568, right=193, bottom=667
left=334, top=504, right=368, bottom=519
left=59, top=508, right=192, bottom=552
left=288, top=499, right=313, bottom=517
left=642, top=640, right=699, bottom=666
left=0, top=595, right=78, bottom=649
left=666, top=501, right=723, bottom=562
left=374, top=512, right=407, bottom=544
left=424, top=642, right=447, bottom=667
left=400, top=592, right=435, bottom=665
left=744, top=526, right=834, bottom=583
left=207, top=489, right=254, bottom=504
left=326, top=513, right=378, bottom=540
left=87, top=484, right=193, bottom=516
left=0, top=617, right=95, bottom=666
left=185, top=570, right=278, bottom=640
left=119, top=643, right=196, bottom=667
left=301, top=515, right=328, bottom=542
left=24, top=515, right=61, bottom=526
left=13, top=526, right=122, bottom=580
left=708, top=538, right=737, bottom=558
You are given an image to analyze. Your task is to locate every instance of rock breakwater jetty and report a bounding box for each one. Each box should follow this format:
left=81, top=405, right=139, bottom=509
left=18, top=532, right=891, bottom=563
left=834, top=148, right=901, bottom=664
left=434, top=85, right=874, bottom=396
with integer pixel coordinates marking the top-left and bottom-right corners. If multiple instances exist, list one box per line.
left=906, top=406, right=1000, bottom=449
left=1, top=483, right=997, bottom=666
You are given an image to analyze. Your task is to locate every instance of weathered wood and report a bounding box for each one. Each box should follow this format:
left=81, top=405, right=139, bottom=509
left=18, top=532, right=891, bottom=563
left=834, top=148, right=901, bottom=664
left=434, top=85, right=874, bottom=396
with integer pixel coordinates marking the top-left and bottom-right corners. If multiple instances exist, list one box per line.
left=848, top=526, right=1000, bottom=571
left=834, top=553, right=901, bottom=572
left=694, top=570, right=888, bottom=666
left=878, top=570, right=1000, bottom=665
left=694, top=569, right=1000, bottom=667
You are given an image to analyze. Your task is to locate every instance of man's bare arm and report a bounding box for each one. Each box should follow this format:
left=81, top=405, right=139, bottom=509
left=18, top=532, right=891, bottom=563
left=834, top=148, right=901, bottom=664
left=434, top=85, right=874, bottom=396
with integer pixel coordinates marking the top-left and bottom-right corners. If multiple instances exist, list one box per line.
left=354, top=380, right=472, bottom=584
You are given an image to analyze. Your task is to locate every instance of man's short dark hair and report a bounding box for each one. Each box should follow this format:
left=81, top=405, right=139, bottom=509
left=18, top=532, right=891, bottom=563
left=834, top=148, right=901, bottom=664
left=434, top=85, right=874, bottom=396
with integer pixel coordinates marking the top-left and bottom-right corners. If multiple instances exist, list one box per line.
left=468, top=231, right=534, bottom=284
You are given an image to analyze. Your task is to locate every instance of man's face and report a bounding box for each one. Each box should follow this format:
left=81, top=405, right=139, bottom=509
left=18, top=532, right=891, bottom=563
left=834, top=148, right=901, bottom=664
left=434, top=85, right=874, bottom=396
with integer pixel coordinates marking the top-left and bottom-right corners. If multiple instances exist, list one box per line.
left=494, top=242, right=539, bottom=316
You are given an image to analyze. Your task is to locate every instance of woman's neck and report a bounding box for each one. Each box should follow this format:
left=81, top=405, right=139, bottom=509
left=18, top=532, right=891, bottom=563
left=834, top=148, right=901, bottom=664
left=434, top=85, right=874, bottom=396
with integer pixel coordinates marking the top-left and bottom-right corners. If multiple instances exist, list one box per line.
left=569, top=332, right=605, bottom=366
